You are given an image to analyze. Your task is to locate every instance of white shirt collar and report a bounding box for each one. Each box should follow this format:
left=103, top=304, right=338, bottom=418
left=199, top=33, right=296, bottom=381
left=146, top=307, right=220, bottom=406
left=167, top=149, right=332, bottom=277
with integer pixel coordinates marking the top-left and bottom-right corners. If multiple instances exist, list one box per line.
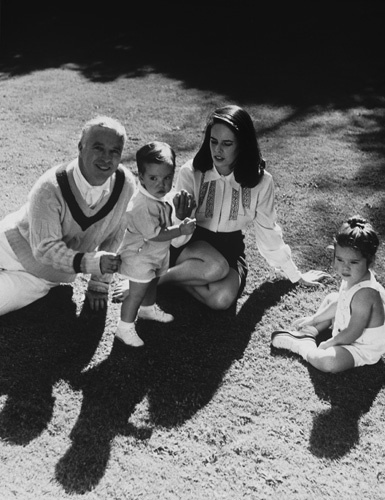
left=73, top=162, right=111, bottom=208
left=138, top=183, right=171, bottom=203
left=204, top=167, right=239, bottom=190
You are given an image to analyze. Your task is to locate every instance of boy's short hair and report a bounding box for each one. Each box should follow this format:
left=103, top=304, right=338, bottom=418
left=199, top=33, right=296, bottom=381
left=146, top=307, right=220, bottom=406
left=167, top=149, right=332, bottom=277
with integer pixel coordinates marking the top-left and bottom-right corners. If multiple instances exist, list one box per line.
left=136, top=141, right=176, bottom=175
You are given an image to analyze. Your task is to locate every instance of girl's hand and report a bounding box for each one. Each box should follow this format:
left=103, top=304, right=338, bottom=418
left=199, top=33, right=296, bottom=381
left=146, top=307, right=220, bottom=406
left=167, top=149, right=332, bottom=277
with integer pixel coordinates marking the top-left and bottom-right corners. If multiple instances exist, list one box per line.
left=179, top=217, right=196, bottom=235
left=318, top=339, right=334, bottom=350
left=292, top=316, right=315, bottom=330
left=299, top=270, right=331, bottom=287
left=173, top=190, right=196, bottom=219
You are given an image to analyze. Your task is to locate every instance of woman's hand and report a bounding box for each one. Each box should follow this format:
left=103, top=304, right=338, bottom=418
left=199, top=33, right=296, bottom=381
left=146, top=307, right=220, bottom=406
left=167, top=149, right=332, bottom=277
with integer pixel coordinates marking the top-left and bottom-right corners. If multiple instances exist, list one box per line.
left=173, top=189, right=196, bottom=219
left=298, top=270, right=330, bottom=287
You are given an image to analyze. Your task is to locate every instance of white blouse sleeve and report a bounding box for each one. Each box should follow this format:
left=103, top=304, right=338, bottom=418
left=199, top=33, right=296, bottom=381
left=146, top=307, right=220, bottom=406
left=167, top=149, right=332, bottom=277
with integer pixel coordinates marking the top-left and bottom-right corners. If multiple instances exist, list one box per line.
left=254, top=174, right=301, bottom=283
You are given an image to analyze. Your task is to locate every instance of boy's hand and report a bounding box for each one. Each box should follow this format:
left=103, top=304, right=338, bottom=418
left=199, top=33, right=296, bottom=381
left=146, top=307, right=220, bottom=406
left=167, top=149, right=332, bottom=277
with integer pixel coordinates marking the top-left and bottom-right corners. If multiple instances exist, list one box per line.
left=100, top=253, right=121, bottom=274
left=179, top=217, right=196, bottom=235
left=173, top=190, right=196, bottom=219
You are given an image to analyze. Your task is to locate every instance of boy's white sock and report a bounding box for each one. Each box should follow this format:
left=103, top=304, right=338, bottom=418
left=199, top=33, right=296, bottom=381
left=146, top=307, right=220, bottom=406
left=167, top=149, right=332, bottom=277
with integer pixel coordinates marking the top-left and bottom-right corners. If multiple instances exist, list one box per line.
left=139, top=305, right=154, bottom=313
left=117, top=319, right=135, bottom=331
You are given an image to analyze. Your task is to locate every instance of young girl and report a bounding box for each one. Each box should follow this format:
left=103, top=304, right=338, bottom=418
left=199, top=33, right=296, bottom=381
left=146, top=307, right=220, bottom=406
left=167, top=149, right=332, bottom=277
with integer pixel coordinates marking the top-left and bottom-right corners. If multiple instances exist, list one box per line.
left=115, top=141, right=196, bottom=347
left=271, top=216, right=385, bottom=373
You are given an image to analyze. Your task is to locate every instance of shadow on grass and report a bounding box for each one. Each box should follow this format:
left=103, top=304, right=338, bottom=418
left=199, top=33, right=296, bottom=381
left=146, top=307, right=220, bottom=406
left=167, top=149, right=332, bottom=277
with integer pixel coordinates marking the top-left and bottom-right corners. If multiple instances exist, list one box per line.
left=308, top=357, right=385, bottom=460
left=55, top=345, right=152, bottom=495
left=270, top=327, right=385, bottom=459
left=0, top=285, right=106, bottom=445
left=1, top=5, right=384, bottom=115
left=146, top=280, right=295, bottom=427
left=54, top=279, right=294, bottom=494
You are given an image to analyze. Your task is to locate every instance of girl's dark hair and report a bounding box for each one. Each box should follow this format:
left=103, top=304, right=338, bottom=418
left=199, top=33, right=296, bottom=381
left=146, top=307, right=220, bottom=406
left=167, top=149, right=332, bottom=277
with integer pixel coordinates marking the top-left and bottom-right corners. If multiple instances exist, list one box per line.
left=136, top=141, right=176, bottom=175
left=192, top=105, right=265, bottom=188
left=335, top=215, right=379, bottom=265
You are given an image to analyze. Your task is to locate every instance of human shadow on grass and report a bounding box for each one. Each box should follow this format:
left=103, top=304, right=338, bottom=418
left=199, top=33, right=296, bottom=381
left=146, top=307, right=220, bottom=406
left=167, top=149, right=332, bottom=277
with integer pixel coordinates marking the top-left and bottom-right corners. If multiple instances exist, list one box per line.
left=145, top=279, right=294, bottom=427
left=0, top=285, right=107, bottom=445
left=307, top=330, right=385, bottom=459
left=54, top=279, right=293, bottom=494
left=271, top=328, right=385, bottom=459
left=55, top=345, right=152, bottom=495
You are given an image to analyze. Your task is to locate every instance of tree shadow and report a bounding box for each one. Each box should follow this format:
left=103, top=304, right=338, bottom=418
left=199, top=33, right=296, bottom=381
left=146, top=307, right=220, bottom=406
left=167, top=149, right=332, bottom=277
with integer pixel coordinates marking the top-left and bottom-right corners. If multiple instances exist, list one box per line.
left=0, top=285, right=106, bottom=445
left=54, top=278, right=294, bottom=494
left=1, top=4, right=384, bottom=114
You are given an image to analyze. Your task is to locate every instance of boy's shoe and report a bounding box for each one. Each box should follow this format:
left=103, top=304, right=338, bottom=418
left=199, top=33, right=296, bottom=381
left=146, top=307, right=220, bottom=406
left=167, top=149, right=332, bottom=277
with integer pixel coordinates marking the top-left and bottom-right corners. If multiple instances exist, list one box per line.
left=115, top=326, right=144, bottom=347
left=271, top=330, right=316, bottom=355
left=138, top=304, right=174, bottom=323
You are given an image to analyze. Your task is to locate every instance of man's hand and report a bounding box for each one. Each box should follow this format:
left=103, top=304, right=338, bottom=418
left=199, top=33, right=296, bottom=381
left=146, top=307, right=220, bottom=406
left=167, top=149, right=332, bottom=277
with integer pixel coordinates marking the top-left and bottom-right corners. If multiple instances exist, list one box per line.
left=100, top=253, right=121, bottom=274
left=86, top=290, right=108, bottom=311
left=173, top=189, right=196, bottom=220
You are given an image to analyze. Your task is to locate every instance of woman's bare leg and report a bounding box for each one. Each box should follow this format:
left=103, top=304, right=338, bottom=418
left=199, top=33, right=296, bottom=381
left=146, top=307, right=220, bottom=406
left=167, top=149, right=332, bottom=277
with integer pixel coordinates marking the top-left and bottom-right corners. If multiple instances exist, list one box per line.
left=159, top=241, right=229, bottom=286
left=184, top=268, right=241, bottom=310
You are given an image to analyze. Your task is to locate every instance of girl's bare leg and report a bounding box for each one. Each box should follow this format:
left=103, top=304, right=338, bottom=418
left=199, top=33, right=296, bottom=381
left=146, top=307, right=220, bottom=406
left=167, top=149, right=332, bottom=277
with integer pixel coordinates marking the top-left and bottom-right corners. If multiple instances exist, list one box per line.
left=307, top=346, right=355, bottom=373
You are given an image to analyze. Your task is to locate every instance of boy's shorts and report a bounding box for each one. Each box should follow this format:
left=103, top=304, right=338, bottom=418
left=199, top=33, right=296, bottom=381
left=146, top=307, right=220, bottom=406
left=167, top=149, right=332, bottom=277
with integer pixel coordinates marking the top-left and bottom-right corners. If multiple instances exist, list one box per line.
left=119, top=251, right=169, bottom=283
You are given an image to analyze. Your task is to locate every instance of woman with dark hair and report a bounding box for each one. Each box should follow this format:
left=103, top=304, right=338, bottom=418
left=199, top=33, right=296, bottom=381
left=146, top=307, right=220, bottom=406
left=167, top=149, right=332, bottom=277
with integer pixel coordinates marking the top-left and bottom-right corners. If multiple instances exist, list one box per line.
left=156, top=104, right=327, bottom=309
left=114, top=105, right=327, bottom=309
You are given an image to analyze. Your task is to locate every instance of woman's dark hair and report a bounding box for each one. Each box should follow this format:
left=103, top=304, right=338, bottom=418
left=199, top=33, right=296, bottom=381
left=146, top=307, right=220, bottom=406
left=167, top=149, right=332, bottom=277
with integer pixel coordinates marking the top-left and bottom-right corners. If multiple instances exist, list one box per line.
left=335, top=215, right=379, bottom=265
left=136, top=141, right=176, bottom=175
left=192, top=105, right=265, bottom=188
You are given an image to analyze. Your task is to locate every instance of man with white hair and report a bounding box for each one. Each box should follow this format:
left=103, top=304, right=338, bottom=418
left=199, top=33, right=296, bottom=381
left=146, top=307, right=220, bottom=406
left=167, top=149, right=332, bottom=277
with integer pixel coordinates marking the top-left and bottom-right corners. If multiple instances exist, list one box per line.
left=0, top=116, right=136, bottom=315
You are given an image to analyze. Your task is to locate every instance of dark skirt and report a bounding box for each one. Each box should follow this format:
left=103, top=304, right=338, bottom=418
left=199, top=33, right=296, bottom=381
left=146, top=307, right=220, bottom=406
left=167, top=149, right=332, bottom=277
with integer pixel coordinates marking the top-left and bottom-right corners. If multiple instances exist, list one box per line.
left=170, top=225, right=248, bottom=295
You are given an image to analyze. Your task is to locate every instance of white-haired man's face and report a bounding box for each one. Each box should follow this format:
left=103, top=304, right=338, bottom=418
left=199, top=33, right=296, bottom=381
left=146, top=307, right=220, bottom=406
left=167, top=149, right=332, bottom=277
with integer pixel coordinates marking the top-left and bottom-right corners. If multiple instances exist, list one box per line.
left=78, top=126, right=124, bottom=186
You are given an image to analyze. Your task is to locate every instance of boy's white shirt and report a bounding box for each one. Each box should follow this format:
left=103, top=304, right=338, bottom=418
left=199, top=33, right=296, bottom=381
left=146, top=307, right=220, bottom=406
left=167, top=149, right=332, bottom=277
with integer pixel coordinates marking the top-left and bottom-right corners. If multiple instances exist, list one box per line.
left=137, top=184, right=191, bottom=248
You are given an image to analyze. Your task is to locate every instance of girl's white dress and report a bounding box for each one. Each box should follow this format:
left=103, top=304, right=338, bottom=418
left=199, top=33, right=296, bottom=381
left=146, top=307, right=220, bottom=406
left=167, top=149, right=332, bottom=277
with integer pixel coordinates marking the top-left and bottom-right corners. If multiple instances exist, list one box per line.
left=333, top=271, right=385, bottom=366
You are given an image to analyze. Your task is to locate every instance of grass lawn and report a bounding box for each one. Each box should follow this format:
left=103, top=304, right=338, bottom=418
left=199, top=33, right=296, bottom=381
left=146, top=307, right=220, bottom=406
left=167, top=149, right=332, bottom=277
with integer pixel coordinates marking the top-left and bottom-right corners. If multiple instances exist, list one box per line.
left=1, top=5, right=385, bottom=499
